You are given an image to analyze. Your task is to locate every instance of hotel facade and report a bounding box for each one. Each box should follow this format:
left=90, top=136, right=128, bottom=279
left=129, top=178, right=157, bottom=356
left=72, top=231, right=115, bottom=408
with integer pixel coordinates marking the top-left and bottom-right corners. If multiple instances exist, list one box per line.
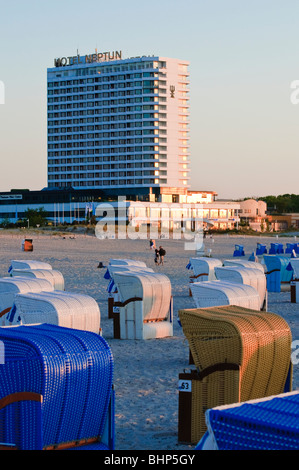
left=47, top=51, right=190, bottom=196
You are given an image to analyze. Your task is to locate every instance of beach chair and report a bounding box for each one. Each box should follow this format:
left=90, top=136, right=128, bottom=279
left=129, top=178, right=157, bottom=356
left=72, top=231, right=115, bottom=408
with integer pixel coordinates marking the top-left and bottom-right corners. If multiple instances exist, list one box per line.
left=248, top=252, right=258, bottom=262
left=10, top=268, right=65, bottom=291
left=215, top=266, right=267, bottom=310
left=269, top=243, right=284, bottom=255
left=233, top=245, right=245, bottom=257
left=287, top=259, right=299, bottom=303
left=104, top=265, right=154, bottom=319
left=190, top=280, right=261, bottom=311
left=0, top=324, right=114, bottom=450
left=263, top=255, right=293, bottom=292
left=223, top=258, right=265, bottom=272
left=108, top=259, right=147, bottom=267
left=287, top=258, right=299, bottom=281
left=8, top=260, right=52, bottom=273
left=178, top=305, right=292, bottom=444
left=286, top=243, right=297, bottom=254
left=186, top=257, right=223, bottom=283
left=256, top=243, right=267, bottom=256
left=196, top=391, right=299, bottom=450
left=0, top=277, right=54, bottom=326
left=7, top=291, right=101, bottom=334
left=111, top=271, right=173, bottom=340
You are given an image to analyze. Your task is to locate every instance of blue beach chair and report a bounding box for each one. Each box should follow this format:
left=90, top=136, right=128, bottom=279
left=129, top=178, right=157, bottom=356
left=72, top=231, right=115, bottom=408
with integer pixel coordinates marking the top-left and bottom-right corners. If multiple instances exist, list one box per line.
left=263, top=255, right=293, bottom=292
left=196, top=391, right=299, bottom=450
left=269, top=243, right=284, bottom=255
left=256, top=243, right=267, bottom=256
left=0, top=324, right=114, bottom=450
left=286, top=243, right=296, bottom=254
left=233, top=245, right=245, bottom=257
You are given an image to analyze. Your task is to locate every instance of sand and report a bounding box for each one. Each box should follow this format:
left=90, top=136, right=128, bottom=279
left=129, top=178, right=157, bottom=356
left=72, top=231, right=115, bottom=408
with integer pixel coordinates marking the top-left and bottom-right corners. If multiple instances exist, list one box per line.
left=0, top=230, right=298, bottom=450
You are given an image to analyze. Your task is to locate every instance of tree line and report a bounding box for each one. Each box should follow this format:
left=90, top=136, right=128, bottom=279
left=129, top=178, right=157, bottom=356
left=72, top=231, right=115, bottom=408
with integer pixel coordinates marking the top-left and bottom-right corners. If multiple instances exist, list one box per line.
left=259, top=194, right=299, bottom=214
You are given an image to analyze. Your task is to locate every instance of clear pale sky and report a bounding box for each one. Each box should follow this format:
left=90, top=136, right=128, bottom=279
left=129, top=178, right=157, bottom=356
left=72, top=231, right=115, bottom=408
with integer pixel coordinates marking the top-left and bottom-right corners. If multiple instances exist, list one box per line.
left=0, top=0, right=299, bottom=200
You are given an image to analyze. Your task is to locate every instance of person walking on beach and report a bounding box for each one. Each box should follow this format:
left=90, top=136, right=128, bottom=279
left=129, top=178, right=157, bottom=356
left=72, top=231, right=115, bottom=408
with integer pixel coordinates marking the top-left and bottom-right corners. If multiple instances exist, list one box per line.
left=149, top=239, right=156, bottom=250
left=154, top=248, right=160, bottom=265
left=158, top=246, right=166, bottom=265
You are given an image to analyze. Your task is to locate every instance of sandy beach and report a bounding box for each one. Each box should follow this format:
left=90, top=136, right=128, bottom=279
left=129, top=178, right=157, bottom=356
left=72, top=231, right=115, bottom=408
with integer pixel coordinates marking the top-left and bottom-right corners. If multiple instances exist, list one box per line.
left=0, top=230, right=298, bottom=451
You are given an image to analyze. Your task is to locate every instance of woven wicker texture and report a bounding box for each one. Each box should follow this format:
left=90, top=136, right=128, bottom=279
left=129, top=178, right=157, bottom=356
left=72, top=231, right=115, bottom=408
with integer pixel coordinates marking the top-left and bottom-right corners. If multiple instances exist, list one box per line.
left=223, top=259, right=265, bottom=272
left=0, top=324, right=113, bottom=450
left=188, top=258, right=223, bottom=282
left=179, top=306, right=292, bottom=402
left=109, top=259, right=147, bottom=267
left=105, top=265, right=154, bottom=279
left=215, top=266, right=267, bottom=309
left=113, top=271, right=171, bottom=322
left=0, top=277, right=54, bottom=326
left=288, top=259, right=299, bottom=280
left=11, top=268, right=65, bottom=291
left=0, top=277, right=53, bottom=294
left=200, top=391, right=299, bottom=450
left=190, top=280, right=261, bottom=310
left=9, top=260, right=52, bottom=271
left=190, top=369, right=240, bottom=443
left=264, top=255, right=293, bottom=287
left=12, top=291, right=101, bottom=333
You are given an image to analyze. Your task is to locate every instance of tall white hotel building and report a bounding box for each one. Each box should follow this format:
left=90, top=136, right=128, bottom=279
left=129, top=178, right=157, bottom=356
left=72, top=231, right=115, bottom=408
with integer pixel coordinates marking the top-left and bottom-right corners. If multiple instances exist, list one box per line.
left=47, top=51, right=190, bottom=198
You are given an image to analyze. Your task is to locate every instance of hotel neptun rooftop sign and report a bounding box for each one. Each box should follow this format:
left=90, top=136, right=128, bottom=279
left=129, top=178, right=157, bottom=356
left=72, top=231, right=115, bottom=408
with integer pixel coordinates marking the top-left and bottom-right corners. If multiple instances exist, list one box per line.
left=54, top=51, right=122, bottom=67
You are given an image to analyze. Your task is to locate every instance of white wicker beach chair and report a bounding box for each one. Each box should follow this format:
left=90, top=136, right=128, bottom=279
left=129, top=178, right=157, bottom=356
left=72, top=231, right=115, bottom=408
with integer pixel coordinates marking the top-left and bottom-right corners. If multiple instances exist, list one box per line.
left=10, top=291, right=101, bottom=333
left=109, top=259, right=147, bottom=267
left=111, top=271, right=173, bottom=340
left=288, top=258, right=299, bottom=281
left=10, top=269, right=65, bottom=291
left=105, top=265, right=155, bottom=317
left=106, top=264, right=154, bottom=278
left=187, top=257, right=223, bottom=282
left=8, top=260, right=52, bottom=272
left=0, top=277, right=54, bottom=326
left=190, top=280, right=261, bottom=310
left=215, top=266, right=267, bottom=310
left=223, top=259, right=265, bottom=272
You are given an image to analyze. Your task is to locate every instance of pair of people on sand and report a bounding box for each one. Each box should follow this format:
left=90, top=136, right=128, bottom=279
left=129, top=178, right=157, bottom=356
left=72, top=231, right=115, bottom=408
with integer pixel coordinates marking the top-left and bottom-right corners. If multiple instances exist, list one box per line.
left=154, top=246, right=166, bottom=266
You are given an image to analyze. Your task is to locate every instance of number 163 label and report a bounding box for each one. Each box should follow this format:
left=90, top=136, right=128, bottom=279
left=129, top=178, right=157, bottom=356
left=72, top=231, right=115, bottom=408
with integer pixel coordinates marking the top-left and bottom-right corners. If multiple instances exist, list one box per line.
left=178, top=380, right=192, bottom=392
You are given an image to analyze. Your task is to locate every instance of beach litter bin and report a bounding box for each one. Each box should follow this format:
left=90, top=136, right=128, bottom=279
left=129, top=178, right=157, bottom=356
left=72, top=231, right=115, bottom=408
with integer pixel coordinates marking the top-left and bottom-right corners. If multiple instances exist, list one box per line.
left=22, top=239, right=33, bottom=252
